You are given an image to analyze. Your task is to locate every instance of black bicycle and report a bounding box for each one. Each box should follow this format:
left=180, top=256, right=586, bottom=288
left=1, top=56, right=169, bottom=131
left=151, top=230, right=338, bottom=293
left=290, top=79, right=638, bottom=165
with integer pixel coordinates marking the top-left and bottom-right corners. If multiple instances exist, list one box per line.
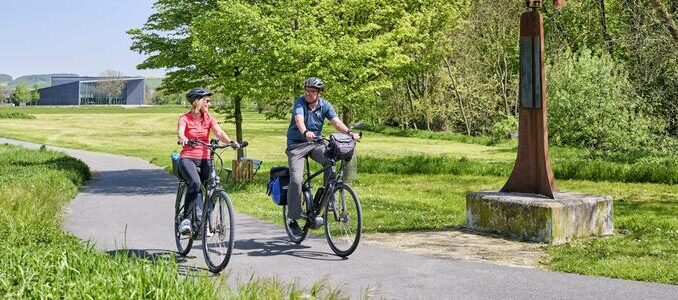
left=282, top=137, right=362, bottom=257
left=173, top=139, right=246, bottom=273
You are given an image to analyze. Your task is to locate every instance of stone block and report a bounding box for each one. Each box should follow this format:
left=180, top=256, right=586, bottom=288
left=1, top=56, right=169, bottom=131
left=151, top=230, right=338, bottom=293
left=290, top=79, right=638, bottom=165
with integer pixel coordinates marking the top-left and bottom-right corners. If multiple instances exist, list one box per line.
left=466, top=192, right=613, bottom=244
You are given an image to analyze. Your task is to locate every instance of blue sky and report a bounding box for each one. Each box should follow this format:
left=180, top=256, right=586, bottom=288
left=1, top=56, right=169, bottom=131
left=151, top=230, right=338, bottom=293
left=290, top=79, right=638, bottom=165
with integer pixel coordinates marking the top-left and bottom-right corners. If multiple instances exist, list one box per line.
left=0, top=0, right=165, bottom=78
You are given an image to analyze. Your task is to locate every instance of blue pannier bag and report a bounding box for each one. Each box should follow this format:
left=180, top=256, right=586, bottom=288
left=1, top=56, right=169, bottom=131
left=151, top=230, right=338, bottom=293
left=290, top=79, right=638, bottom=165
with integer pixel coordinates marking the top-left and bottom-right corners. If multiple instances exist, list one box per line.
left=267, top=166, right=289, bottom=205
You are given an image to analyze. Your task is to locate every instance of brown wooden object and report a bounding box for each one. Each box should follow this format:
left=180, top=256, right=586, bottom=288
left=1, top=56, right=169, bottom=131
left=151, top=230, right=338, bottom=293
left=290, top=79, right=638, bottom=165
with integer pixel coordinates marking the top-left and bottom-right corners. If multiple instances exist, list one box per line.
left=500, top=8, right=558, bottom=198
left=232, top=159, right=254, bottom=182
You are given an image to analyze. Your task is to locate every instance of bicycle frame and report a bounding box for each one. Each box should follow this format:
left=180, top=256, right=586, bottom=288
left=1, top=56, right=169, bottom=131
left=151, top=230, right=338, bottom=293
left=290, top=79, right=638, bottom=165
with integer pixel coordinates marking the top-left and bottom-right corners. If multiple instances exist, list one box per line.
left=301, top=143, right=346, bottom=220
left=178, top=139, right=237, bottom=236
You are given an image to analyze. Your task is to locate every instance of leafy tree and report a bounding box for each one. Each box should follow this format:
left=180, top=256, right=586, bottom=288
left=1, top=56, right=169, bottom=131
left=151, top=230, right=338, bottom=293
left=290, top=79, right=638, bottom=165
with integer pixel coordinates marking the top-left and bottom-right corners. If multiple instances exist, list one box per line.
left=97, top=70, right=125, bottom=105
left=438, top=0, right=521, bottom=135
left=13, top=82, right=31, bottom=103
left=31, top=84, right=40, bottom=103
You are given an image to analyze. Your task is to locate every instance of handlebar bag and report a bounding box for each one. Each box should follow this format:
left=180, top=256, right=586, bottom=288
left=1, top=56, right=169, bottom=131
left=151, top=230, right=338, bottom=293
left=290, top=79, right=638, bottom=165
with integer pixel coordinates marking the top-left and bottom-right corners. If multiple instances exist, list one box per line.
left=267, top=166, right=289, bottom=205
left=327, top=133, right=355, bottom=161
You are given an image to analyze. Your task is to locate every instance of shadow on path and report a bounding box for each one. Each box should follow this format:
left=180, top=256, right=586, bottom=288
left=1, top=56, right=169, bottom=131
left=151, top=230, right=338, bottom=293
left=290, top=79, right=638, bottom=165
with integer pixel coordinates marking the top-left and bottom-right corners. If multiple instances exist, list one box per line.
left=235, top=237, right=345, bottom=261
left=84, top=169, right=178, bottom=195
left=106, top=248, right=216, bottom=278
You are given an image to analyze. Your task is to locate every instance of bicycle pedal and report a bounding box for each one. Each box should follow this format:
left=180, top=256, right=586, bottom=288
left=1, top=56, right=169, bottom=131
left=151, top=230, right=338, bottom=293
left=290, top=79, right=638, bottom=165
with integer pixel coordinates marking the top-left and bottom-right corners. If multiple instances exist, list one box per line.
left=310, top=216, right=324, bottom=229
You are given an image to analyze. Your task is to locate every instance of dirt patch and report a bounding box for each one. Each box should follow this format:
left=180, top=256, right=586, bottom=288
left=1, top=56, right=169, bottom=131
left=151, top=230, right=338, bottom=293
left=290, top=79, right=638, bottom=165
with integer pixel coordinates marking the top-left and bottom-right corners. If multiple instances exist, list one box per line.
left=363, top=228, right=547, bottom=269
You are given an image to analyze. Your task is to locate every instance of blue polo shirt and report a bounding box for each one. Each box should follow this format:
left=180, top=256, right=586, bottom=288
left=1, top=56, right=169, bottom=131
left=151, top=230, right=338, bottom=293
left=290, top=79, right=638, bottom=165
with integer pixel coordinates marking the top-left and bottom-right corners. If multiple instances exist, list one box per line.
left=286, top=96, right=338, bottom=147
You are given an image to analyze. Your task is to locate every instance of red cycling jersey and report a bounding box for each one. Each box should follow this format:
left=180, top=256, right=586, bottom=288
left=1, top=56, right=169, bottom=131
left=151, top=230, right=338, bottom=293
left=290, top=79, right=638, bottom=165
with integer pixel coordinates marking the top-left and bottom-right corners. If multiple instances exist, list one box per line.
left=179, top=111, right=218, bottom=160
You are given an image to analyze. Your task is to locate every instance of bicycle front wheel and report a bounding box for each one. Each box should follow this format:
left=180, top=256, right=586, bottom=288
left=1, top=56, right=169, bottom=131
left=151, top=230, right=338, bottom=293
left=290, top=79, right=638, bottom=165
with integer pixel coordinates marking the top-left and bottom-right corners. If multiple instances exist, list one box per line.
left=174, top=182, right=193, bottom=256
left=324, top=183, right=362, bottom=257
left=201, top=191, right=235, bottom=273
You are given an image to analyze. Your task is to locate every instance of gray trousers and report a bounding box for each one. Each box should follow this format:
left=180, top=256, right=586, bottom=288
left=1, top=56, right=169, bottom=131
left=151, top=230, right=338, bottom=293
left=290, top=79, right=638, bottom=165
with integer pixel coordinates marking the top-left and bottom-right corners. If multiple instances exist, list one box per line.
left=286, top=142, right=335, bottom=219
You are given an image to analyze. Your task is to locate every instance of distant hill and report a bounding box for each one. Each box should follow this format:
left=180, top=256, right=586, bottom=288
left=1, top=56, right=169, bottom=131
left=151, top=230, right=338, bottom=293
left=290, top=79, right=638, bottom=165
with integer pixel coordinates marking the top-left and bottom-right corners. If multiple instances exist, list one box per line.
left=0, top=73, right=164, bottom=90
left=9, top=73, right=78, bottom=88
left=0, top=74, right=11, bottom=84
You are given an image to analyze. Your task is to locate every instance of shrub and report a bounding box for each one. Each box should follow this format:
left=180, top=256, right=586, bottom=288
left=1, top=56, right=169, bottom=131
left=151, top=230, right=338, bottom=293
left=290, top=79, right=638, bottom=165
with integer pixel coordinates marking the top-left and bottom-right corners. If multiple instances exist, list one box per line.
left=0, top=112, right=35, bottom=119
left=359, top=154, right=678, bottom=184
left=490, top=115, right=518, bottom=143
left=547, top=47, right=661, bottom=152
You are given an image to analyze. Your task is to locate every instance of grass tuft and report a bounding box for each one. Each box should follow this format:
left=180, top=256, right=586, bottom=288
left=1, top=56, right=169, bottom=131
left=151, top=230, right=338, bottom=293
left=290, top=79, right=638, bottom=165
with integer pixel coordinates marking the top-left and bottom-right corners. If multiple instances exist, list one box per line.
left=0, top=112, right=35, bottom=119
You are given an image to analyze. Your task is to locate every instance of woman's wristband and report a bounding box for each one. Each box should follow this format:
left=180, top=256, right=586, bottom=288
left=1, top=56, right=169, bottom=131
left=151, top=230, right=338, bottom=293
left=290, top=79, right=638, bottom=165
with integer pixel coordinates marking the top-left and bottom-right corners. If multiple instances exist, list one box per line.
left=303, top=130, right=310, bottom=135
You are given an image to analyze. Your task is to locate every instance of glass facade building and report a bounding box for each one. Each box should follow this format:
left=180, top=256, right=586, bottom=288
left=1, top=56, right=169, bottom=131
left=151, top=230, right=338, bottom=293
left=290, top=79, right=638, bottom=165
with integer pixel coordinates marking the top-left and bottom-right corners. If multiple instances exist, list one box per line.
left=38, top=76, right=145, bottom=105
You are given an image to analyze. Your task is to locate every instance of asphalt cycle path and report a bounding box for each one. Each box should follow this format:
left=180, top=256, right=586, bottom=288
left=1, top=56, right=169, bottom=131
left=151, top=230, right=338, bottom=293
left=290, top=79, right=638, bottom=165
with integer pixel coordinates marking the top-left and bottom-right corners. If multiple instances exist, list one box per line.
left=3, top=137, right=676, bottom=299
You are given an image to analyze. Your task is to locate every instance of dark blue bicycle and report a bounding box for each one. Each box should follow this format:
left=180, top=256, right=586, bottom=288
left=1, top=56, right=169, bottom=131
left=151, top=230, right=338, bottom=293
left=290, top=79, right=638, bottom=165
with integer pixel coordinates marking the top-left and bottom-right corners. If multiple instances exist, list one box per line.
left=173, top=139, right=246, bottom=273
left=282, top=136, right=362, bottom=257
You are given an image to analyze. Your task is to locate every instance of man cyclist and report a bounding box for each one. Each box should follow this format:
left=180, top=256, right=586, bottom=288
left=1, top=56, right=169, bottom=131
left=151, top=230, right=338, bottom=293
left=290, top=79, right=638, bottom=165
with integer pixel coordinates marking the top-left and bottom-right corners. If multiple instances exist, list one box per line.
left=285, top=77, right=360, bottom=236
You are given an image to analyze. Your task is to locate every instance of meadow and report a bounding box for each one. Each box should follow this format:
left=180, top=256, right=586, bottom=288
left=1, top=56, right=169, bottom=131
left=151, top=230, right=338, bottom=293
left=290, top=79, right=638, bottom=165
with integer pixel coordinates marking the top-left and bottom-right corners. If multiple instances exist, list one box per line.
left=0, top=143, right=347, bottom=298
left=0, top=105, right=675, bottom=284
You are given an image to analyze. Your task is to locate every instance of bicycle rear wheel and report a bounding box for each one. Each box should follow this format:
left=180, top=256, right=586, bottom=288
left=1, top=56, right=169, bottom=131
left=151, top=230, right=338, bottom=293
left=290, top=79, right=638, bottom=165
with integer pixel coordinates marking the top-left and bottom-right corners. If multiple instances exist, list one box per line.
left=174, top=182, right=193, bottom=256
left=324, top=183, right=362, bottom=257
left=201, top=191, right=235, bottom=273
left=282, top=190, right=310, bottom=243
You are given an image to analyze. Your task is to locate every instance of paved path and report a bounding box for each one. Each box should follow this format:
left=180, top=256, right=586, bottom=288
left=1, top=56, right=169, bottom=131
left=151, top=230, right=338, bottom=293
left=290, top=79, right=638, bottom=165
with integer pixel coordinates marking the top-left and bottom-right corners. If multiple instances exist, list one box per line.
left=2, top=137, right=676, bottom=299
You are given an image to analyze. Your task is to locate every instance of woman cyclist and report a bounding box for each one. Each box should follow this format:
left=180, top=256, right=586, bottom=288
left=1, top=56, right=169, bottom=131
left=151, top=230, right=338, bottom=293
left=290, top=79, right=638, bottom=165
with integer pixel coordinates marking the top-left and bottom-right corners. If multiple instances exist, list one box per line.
left=177, top=87, right=239, bottom=235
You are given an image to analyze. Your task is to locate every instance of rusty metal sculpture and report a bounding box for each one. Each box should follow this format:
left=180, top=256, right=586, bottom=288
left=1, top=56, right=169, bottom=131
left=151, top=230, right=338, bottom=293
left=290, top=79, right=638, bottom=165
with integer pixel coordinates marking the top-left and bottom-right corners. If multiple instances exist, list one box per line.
left=500, top=0, right=566, bottom=199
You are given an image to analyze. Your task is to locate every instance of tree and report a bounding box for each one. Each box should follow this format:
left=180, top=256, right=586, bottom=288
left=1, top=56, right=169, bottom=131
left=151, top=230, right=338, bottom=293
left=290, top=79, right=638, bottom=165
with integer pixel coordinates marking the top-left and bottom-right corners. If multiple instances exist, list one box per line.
left=130, top=0, right=462, bottom=157
left=129, top=0, right=255, bottom=156
left=13, top=82, right=31, bottom=104
left=31, top=84, right=40, bottom=104
left=97, top=70, right=125, bottom=105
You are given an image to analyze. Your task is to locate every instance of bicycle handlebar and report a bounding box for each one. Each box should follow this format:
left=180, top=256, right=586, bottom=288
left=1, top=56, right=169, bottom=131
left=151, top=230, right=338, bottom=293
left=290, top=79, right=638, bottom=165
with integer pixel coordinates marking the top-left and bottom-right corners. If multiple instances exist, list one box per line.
left=177, top=139, right=248, bottom=150
left=310, top=131, right=362, bottom=143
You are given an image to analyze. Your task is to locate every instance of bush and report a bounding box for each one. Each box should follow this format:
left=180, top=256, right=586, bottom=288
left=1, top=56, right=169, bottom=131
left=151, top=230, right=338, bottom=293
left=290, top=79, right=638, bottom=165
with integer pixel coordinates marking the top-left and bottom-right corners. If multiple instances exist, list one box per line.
left=547, top=47, right=661, bottom=152
left=490, top=115, right=517, bottom=143
left=361, top=123, right=497, bottom=146
left=0, top=112, right=35, bottom=119
left=359, top=154, right=678, bottom=184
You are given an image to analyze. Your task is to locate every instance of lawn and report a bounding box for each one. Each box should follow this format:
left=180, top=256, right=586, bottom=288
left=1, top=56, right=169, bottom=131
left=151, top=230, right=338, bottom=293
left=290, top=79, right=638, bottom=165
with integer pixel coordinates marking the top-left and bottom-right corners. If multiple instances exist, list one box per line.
left=0, top=144, right=347, bottom=298
left=0, top=105, right=675, bottom=284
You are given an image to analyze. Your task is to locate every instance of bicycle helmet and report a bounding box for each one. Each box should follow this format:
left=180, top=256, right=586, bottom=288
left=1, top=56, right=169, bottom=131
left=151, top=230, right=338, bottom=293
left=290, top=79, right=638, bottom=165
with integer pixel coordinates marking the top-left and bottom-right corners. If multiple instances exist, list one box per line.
left=303, top=77, right=325, bottom=91
left=186, top=87, right=213, bottom=103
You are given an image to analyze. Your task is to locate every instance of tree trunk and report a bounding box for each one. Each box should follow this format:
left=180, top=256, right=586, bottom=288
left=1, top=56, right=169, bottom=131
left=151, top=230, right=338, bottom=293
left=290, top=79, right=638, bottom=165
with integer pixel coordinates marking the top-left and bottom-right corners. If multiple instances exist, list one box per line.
left=443, top=58, right=471, bottom=136
left=234, top=95, right=244, bottom=159
left=341, top=106, right=353, bottom=127
left=405, top=81, right=416, bottom=130
left=597, top=0, right=614, bottom=54
left=649, top=0, right=678, bottom=44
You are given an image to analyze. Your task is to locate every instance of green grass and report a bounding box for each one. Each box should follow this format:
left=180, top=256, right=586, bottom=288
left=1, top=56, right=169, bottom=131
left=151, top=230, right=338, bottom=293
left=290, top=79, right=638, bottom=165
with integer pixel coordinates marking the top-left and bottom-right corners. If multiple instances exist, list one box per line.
left=0, top=144, right=347, bottom=298
left=0, top=144, right=218, bottom=298
left=0, top=106, right=676, bottom=284
left=359, top=155, right=678, bottom=184
left=543, top=180, right=678, bottom=284
left=0, top=105, right=188, bottom=114
left=0, top=112, right=35, bottom=119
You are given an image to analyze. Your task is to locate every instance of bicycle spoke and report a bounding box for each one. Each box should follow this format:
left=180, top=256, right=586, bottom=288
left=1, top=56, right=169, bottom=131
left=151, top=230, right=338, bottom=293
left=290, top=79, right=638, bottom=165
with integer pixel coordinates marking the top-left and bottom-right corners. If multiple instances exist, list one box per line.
left=202, top=191, right=234, bottom=273
left=174, top=183, right=193, bottom=256
left=325, top=184, right=362, bottom=257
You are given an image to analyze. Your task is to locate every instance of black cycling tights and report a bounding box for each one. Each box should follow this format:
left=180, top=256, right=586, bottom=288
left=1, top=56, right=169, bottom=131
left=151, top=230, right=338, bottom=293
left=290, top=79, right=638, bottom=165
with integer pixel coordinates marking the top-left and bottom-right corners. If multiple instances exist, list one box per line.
left=179, top=158, right=212, bottom=218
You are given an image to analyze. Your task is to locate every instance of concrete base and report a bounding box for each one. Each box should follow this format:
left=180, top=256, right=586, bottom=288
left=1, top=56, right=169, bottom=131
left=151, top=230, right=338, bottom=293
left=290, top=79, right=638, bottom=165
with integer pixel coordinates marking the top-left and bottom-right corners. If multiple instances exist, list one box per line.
left=466, top=192, right=613, bottom=244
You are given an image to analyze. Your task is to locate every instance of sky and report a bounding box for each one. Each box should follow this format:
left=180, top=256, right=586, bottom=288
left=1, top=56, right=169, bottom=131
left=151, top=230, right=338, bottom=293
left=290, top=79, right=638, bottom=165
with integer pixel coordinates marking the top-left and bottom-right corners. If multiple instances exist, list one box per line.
left=0, top=0, right=165, bottom=79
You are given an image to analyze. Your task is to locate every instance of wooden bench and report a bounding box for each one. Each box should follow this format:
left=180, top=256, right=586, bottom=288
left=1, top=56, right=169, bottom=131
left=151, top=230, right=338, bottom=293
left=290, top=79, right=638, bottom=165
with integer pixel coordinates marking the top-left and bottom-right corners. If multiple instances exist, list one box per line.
left=225, top=158, right=263, bottom=182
